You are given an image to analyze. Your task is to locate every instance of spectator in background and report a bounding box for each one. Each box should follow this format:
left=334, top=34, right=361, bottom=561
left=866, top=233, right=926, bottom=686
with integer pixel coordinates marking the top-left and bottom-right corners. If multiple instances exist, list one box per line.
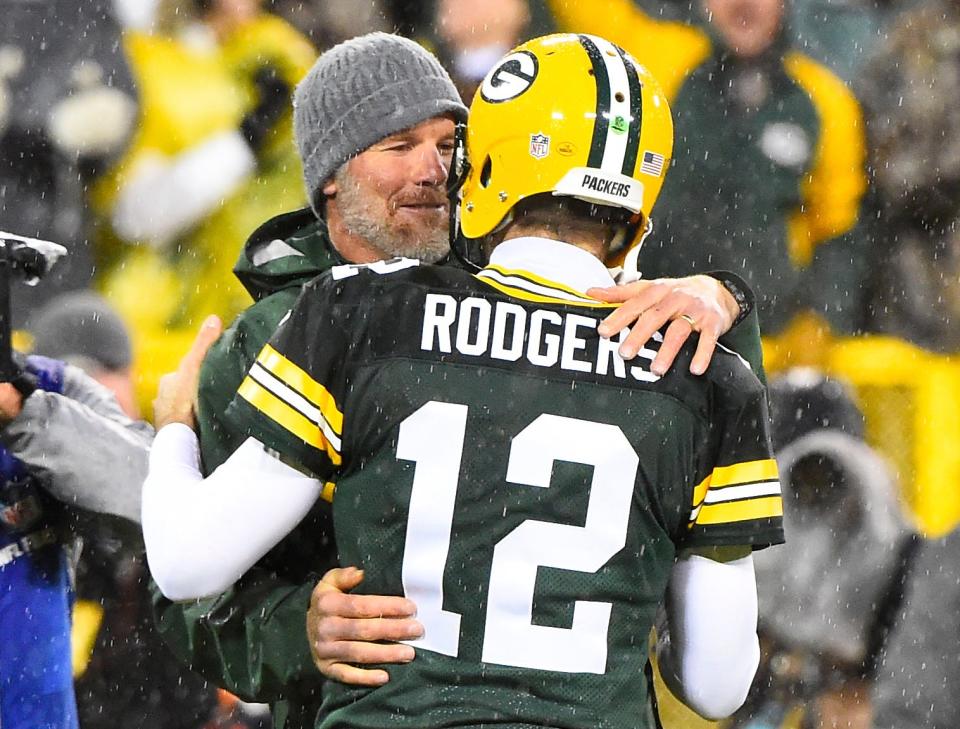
left=24, top=291, right=221, bottom=728
left=620, top=0, right=906, bottom=83
left=431, top=0, right=531, bottom=99
left=0, top=361, right=84, bottom=729
left=29, top=292, right=140, bottom=418
left=872, top=526, right=960, bottom=729
left=268, top=0, right=391, bottom=49
left=0, top=0, right=137, bottom=327
left=0, top=317, right=148, bottom=729
left=91, top=0, right=316, bottom=413
left=730, top=368, right=914, bottom=729
left=858, top=0, right=960, bottom=353
left=789, top=0, right=902, bottom=83
left=547, top=0, right=869, bottom=343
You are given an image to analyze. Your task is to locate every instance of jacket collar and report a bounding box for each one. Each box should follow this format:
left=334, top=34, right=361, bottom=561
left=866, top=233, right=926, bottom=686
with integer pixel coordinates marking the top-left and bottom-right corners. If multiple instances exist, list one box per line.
left=233, top=207, right=345, bottom=302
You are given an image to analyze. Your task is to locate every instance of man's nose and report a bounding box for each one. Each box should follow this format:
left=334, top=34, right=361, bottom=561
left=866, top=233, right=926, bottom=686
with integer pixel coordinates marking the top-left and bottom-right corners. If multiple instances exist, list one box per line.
left=412, top=146, right=449, bottom=186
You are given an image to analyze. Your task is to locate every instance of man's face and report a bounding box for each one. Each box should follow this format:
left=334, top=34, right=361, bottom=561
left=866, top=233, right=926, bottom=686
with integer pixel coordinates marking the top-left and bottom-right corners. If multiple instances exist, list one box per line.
left=325, top=117, right=457, bottom=264
left=704, top=0, right=784, bottom=58
left=208, top=0, right=260, bottom=27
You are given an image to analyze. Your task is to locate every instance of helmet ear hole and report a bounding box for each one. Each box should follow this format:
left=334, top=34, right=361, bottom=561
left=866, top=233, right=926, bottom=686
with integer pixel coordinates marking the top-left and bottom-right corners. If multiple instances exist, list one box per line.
left=480, top=156, right=493, bottom=188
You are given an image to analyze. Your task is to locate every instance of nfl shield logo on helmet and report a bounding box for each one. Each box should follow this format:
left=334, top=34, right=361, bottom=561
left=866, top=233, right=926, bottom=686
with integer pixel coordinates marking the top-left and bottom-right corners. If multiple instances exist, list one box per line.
left=529, top=133, right=550, bottom=159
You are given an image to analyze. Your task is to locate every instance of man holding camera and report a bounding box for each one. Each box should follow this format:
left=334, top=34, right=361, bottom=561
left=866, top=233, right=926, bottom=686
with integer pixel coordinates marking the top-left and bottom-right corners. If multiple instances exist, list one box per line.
left=0, top=350, right=148, bottom=729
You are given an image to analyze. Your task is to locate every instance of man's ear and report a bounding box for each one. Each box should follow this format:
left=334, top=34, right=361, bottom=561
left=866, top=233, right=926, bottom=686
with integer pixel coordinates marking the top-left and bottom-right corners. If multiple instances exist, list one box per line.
left=322, top=178, right=337, bottom=197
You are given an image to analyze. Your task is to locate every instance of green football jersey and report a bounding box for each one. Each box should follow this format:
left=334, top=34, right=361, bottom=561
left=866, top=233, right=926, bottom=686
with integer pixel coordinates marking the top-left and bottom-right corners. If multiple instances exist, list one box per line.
left=226, top=257, right=784, bottom=729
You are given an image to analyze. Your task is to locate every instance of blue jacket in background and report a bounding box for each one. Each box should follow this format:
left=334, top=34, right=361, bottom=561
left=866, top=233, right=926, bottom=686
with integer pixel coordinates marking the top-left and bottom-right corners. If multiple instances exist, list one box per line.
left=0, top=356, right=78, bottom=729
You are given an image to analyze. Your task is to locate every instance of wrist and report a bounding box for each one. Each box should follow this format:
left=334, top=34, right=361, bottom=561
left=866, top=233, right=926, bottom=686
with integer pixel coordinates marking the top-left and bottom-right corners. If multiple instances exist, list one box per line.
left=717, top=285, right=741, bottom=328
left=706, top=271, right=753, bottom=327
left=154, top=411, right=196, bottom=431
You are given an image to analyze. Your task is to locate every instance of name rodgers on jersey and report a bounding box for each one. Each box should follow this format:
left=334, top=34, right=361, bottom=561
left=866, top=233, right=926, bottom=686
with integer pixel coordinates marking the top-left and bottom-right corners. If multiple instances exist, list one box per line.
left=420, top=293, right=661, bottom=383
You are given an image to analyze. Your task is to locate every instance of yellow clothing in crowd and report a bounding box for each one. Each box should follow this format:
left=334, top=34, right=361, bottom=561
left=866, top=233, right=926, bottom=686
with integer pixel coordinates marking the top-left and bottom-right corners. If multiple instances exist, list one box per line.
left=91, top=14, right=315, bottom=411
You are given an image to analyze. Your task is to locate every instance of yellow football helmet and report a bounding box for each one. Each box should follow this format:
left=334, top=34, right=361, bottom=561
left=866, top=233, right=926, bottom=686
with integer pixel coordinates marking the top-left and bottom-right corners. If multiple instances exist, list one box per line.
left=450, top=33, right=674, bottom=267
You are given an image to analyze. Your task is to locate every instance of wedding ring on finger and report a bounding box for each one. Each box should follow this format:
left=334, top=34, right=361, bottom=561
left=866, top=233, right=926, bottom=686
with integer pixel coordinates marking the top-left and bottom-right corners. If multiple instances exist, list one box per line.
left=679, top=313, right=698, bottom=331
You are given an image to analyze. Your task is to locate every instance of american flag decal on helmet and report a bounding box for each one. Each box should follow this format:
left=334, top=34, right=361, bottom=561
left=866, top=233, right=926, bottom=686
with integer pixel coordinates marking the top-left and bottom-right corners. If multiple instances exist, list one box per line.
left=640, top=151, right=665, bottom=177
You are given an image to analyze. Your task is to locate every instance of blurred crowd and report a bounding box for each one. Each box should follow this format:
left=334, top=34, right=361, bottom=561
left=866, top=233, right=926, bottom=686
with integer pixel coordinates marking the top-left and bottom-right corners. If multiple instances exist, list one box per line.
left=1, top=0, right=958, bottom=728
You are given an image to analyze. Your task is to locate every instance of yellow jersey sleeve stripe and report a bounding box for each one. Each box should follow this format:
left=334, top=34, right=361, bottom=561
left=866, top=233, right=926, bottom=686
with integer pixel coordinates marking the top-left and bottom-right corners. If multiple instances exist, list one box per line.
left=711, top=459, right=779, bottom=487
left=249, top=363, right=343, bottom=451
left=256, top=344, right=344, bottom=436
left=238, top=376, right=342, bottom=466
left=692, top=473, right=711, bottom=507
left=692, top=458, right=780, bottom=506
left=693, top=496, right=784, bottom=526
left=320, top=481, right=337, bottom=503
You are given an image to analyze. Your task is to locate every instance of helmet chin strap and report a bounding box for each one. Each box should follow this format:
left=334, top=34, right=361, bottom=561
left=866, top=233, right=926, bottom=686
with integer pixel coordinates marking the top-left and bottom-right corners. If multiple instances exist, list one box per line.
left=448, top=121, right=514, bottom=272
left=447, top=122, right=486, bottom=271
left=451, top=209, right=517, bottom=272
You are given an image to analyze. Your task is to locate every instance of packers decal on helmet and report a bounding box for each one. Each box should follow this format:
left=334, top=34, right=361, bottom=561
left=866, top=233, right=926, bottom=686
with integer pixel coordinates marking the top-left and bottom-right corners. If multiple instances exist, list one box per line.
left=480, top=51, right=539, bottom=103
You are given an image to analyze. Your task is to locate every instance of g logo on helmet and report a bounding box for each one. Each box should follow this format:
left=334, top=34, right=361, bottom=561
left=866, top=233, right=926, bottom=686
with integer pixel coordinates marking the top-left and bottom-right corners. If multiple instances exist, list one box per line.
left=480, top=51, right=539, bottom=103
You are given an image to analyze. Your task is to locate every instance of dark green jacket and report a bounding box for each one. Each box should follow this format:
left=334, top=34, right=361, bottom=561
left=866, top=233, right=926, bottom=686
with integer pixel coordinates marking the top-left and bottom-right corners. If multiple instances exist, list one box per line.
left=153, top=208, right=343, bottom=729
left=153, top=208, right=767, bottom=729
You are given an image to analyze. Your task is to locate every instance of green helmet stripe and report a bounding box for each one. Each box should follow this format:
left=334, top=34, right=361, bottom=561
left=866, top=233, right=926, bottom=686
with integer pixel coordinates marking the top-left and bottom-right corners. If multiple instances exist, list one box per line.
left=578, top=34, right=612, bottom=169
left=615, top=45, right=644, bottom=177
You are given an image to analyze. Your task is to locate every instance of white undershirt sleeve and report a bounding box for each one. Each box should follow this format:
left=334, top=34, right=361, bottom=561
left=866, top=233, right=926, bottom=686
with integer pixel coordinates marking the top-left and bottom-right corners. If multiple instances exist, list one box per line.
left=656, top=552, right=760, bottom=720
left=141, top=424, right=321, bottom=601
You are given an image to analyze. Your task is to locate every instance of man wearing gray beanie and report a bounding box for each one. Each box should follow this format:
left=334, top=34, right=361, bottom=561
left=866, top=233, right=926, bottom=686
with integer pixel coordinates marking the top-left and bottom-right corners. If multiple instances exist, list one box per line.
left=151, top=30, right=753, bottom=729
left=153, top=32, right=472, bottom=729
left=294, top=32, right=467, bottom=220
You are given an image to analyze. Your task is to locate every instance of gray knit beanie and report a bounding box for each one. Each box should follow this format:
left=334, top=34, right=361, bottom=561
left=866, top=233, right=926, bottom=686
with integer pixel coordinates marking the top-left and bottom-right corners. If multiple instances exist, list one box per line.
left=29, top=291, right=132, bottom=372
left=294, top=32, right=468, bottom=214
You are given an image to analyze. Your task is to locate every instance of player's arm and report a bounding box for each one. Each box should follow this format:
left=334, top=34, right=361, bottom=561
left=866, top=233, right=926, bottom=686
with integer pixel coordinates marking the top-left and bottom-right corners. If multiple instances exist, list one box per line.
left=153, top=297, right=333, bottom=702
left=656, top=545, right=759, bottom=720
left=657, top=362, right=785, bottom=718
left=142, top=318, right=323, bottom=600
left=146, top=275, right=355, bottom=602
left=143, top=427, right=321, bottom=601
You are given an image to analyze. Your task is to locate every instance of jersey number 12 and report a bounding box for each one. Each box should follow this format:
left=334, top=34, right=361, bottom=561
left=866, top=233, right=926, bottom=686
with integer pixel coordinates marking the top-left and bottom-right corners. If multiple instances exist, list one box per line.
left=397, top=400, right=639, bottom=674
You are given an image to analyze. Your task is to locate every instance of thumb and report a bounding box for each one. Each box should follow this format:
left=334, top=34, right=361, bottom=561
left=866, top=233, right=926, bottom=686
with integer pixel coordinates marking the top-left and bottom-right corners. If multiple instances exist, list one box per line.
left=317, top=566, right=366, bottom=595
left=179, top=315, right=222, bottom=374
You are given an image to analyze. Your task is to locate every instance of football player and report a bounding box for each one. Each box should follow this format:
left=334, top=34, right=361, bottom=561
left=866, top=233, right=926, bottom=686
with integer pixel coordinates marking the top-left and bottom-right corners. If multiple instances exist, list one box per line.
left=143, top=33, right=783, bottom=727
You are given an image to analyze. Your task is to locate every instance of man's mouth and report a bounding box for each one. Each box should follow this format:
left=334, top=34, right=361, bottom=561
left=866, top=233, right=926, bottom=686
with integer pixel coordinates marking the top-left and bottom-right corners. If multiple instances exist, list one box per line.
left=396, top=200, right=448, bottom=214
